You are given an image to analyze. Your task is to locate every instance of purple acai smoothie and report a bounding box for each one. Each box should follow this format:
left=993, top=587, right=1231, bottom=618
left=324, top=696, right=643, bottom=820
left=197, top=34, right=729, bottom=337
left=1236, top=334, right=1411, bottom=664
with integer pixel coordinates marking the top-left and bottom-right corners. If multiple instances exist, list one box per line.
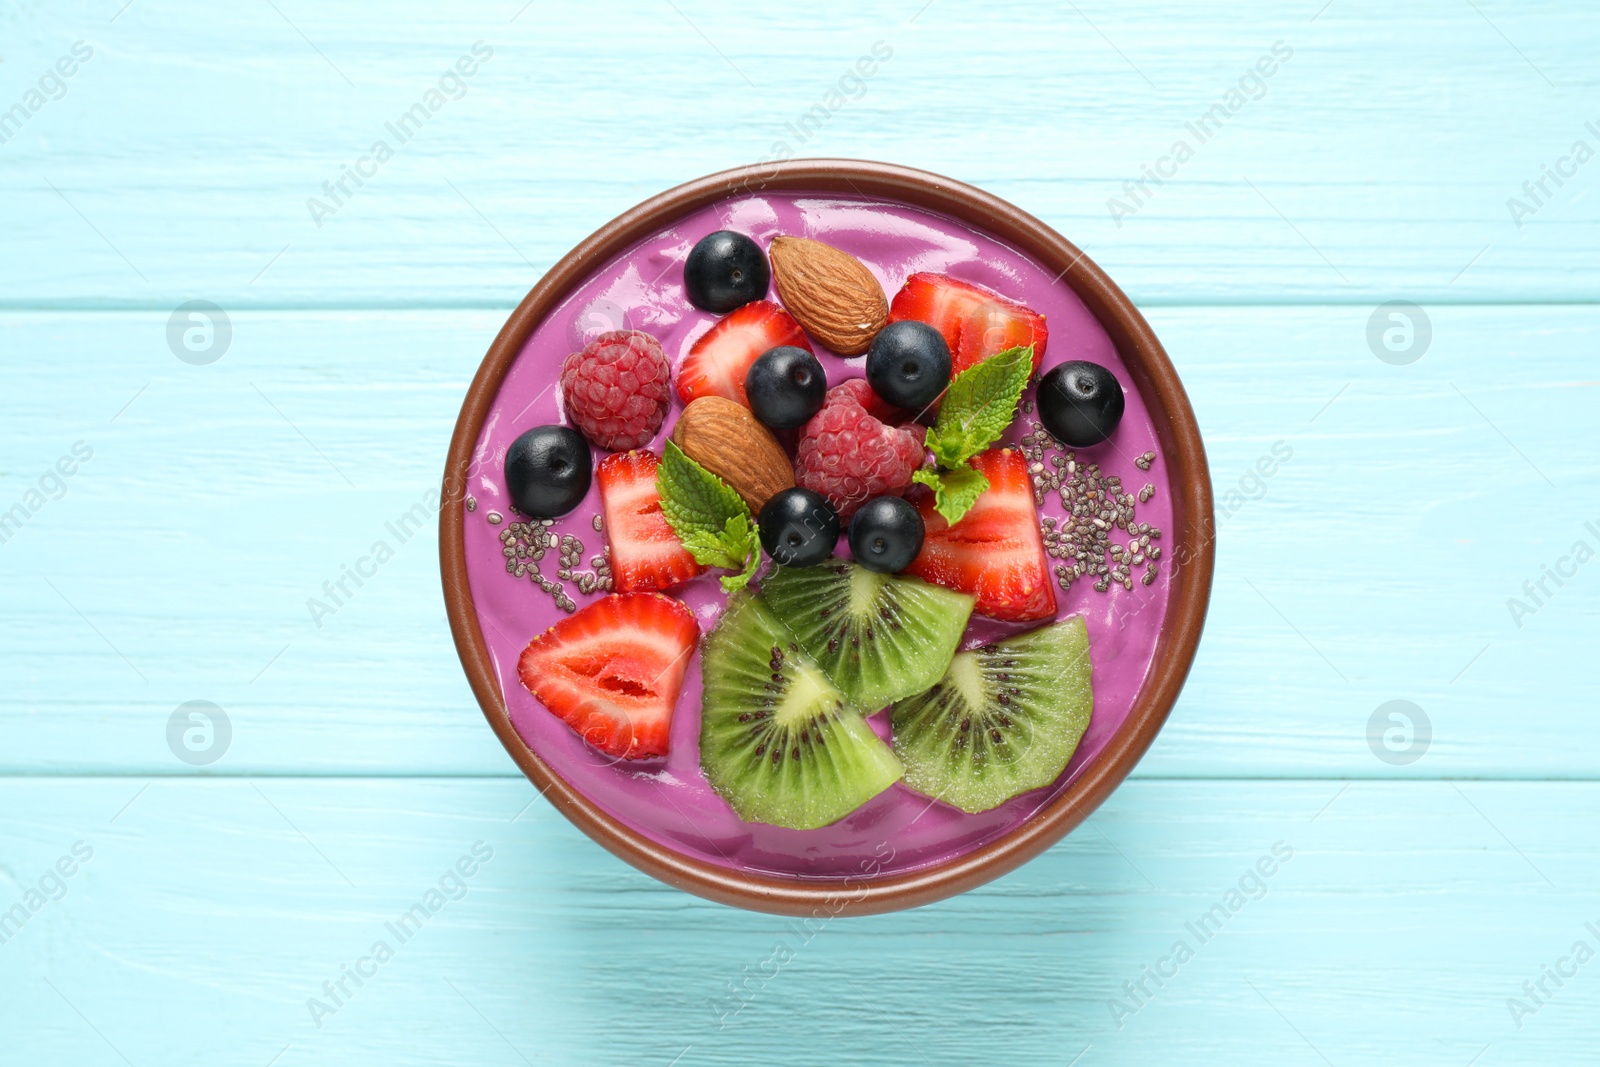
left=463, top=193, right=1172, bottom=880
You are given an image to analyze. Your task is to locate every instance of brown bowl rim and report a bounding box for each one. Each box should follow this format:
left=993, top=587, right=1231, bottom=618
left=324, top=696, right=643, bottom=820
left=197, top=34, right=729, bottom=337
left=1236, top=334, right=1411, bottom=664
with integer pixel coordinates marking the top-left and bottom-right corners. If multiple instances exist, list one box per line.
left=439, top=159, right=1215, bottom=916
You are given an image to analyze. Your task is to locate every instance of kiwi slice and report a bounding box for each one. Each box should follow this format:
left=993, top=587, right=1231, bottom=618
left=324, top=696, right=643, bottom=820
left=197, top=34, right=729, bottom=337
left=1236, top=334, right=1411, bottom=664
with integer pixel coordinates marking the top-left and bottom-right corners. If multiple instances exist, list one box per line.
left=890, top=616, right=1093, bottom=814
left=761, top=560, right=975, bottom=709
left=700, top=593, right=903, bottom=830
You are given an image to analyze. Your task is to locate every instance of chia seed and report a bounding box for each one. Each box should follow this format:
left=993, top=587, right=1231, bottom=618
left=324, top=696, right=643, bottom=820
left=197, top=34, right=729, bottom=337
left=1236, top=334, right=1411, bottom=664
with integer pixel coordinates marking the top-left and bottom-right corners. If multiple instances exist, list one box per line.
left=487, top=511, right=504, bottom=525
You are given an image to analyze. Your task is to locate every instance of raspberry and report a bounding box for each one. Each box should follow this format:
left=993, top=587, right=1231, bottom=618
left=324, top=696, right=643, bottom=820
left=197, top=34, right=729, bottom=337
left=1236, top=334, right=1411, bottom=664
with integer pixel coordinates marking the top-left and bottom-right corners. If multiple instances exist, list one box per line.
left=795, top=379, right=925, bottom=519
left=559, top=331, right=671, bottom=452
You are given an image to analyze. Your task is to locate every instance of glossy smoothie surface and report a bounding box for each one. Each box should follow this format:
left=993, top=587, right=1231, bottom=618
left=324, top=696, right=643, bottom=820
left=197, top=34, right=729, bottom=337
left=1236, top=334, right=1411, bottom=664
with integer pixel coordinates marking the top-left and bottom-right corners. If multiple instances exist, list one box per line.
left=464, top=192, right=1173, bottom=880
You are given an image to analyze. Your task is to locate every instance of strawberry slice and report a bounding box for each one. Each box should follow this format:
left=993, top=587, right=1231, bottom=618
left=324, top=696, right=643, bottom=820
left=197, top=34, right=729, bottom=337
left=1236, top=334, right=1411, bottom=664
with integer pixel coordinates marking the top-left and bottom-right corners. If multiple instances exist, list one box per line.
left=955, top=298, right=1047, bottom=375
left=517, top=592, right=699, bottom=759
left=597, top=450, right=706, bottom=593
left=888, top=273, right=1047, bottom=375
left=906, top=448, right=1056, bottom=621
left=888, top=272, right=989, bottom=354
left=677, top=300, right=810, bottom=406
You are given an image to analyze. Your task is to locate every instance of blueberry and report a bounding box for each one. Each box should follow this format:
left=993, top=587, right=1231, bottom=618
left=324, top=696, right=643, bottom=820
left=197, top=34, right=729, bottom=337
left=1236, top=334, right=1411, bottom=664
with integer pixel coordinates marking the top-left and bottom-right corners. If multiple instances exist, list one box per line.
left=745, top=346, right=826, bottom=429
left=865, top=320, right=951, bottom=411
left=684, top=231, right=769, bottom=313
left=1037, top=360, right=1125, bottom=447
left=758, top=488, right=840, bottom=567
left=505, top=425, right=592, bottom=518
left=847, top=496, right=924, bottom=574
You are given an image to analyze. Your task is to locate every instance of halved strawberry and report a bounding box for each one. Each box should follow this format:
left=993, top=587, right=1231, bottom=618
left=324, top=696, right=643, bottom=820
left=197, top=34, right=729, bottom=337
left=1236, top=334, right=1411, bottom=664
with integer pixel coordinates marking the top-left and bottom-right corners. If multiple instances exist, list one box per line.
left=888, top=272, right=989, bottom=354
left=888, top=273, right=1047, bottom=375
left=517, top=592, right=698, bottom=759
left=955, top=297, right=1047, bottom=375
left=677, top=300, right=810, bottom=406
left=905, top=448, right=1056, bottom=621
left=597, top=450, right=706, bottom=593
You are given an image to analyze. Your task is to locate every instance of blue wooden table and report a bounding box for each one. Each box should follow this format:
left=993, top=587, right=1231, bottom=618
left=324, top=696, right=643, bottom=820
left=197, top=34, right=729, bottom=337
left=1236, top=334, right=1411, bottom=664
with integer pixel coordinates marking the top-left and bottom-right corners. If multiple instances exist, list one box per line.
left=3, top=1, right=1597, bottom=1062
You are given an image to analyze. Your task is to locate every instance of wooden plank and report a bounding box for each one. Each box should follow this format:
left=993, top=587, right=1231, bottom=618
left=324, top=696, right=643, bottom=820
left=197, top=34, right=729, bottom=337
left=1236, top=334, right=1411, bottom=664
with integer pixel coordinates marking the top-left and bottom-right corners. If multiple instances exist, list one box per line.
left=0, top=777, right=1594, bottom=1064
left=1, top=1, right=1597, bottom=307
left=2, top=305, right=1594, bottom=777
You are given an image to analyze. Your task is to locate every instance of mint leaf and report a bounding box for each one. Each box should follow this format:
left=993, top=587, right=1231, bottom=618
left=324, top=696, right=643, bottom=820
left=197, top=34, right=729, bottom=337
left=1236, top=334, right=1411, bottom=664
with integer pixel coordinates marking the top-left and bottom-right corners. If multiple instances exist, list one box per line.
left=925, top=345, right=1032, bottom=468
left=719, top=514, right=762, bottom=593
left=911, top=463, right=991, bottom=526
left=658, top=440, right=747, bottom=534
left=657, top=441, right=761, bottom=592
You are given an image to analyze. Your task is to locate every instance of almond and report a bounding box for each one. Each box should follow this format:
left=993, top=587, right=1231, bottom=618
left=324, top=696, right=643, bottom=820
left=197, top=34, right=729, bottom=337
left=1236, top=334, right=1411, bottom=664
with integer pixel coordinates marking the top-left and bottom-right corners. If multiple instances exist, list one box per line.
left=671, top=396, right=795, bottom=512
left=768, top=236, right=888, bottom=357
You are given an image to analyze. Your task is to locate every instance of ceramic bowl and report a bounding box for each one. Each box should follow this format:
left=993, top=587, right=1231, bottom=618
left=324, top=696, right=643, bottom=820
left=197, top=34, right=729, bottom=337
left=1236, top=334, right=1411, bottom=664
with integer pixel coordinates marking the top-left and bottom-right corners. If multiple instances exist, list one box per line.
left=441, top=160, right=1214, bottom=915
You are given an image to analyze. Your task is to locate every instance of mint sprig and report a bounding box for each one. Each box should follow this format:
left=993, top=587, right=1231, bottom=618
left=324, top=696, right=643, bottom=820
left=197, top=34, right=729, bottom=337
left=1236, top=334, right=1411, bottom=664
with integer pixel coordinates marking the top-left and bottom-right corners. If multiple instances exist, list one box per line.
left=656, top=441, right=760, bottom=592
left=911, top=464, right=990, bottom=526
left=914, top=345, right=1032, bottom=524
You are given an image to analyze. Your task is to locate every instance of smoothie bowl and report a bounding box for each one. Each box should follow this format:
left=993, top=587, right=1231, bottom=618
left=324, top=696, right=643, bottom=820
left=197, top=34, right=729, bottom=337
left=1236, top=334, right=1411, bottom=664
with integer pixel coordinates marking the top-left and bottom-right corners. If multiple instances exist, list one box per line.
left=441, top=160, right=1213, bottom=915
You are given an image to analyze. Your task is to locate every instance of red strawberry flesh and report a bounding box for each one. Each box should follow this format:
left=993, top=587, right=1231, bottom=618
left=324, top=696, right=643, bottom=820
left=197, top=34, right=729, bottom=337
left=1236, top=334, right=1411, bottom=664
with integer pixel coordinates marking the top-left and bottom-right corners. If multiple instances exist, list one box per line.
left=517, top=593, right=698, bottom=760
left=888, top=272, right=989, bottom=354
left=888, top=272, right=1047, bottom=375
left=906, top=448, right=1057, bottom=621
left=676, top=300, right=810, bottom=407
left=596, top=450, right=706, bottom=593
left=955, top=298, right=1048, bottom=375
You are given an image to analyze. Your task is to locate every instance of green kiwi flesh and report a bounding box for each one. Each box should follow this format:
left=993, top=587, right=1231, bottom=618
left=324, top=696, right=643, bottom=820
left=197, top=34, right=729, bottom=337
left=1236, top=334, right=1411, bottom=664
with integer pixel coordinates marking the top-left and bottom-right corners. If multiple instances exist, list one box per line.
left=760, top=560, right=975, bottom=710
left=890, top=615, right=1093, bottom=814
left=699, top=593, right=903, bottom=830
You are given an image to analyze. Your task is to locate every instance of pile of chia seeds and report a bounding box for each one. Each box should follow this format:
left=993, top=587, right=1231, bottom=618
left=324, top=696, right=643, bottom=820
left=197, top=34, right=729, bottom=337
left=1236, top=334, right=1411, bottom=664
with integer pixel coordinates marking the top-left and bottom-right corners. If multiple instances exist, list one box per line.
left=1017, top=403, right=1163, bottom=593
left=493, top=510, right=612, bottom=613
